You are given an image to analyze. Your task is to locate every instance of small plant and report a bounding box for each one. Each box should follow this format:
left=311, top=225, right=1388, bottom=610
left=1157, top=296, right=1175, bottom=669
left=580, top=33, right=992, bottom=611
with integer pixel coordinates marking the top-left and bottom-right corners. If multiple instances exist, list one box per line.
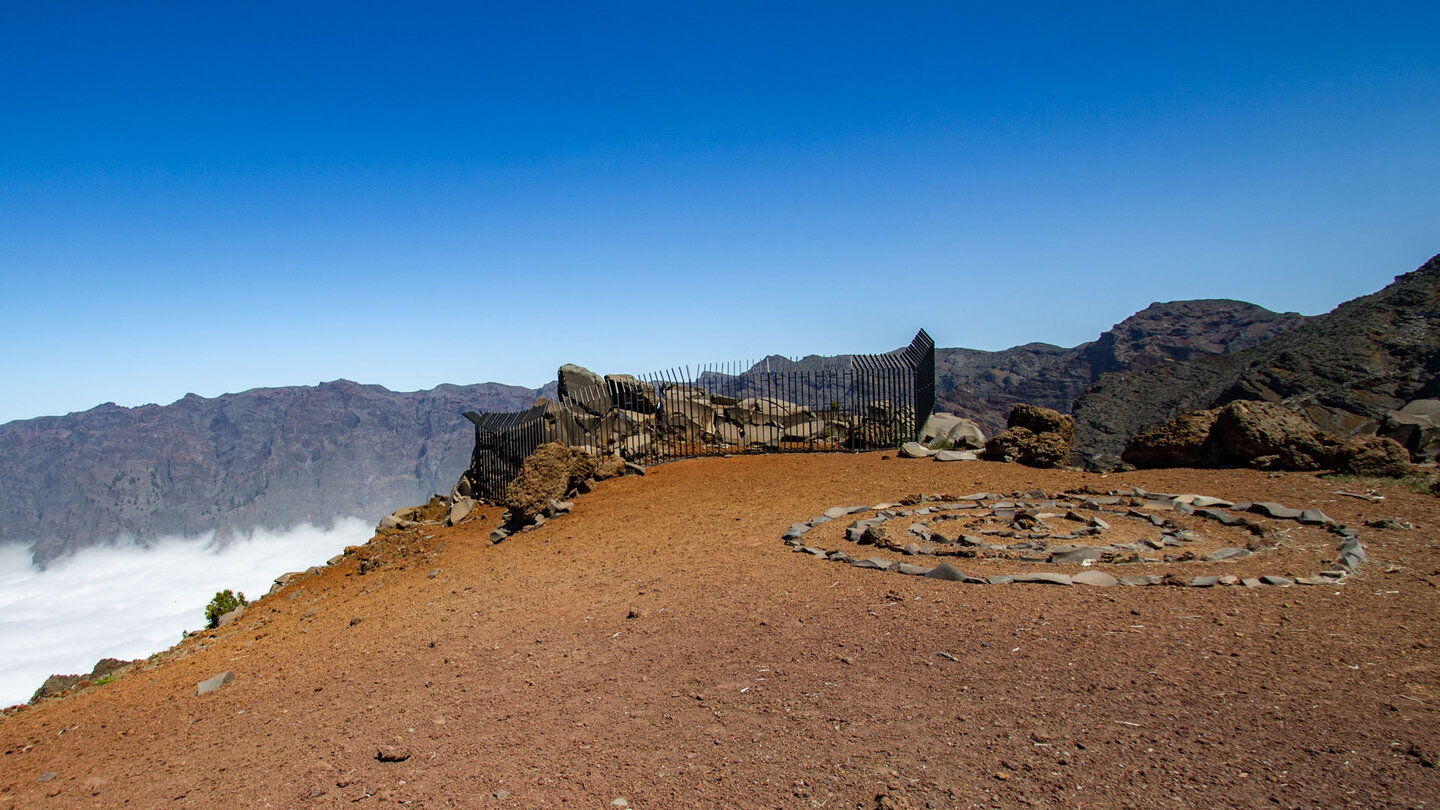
left=204, top=589, right=248, bottom=629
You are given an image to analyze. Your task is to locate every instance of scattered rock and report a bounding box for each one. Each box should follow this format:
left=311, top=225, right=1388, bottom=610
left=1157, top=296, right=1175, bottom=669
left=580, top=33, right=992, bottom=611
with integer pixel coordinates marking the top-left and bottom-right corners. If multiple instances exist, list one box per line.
left=196, top=671, right=235, bottom=696
left=899, top=441, right=936, bottom=459
left=924, top=562, right=966, bottom=581
left=376, top=746, right=411, bottom=763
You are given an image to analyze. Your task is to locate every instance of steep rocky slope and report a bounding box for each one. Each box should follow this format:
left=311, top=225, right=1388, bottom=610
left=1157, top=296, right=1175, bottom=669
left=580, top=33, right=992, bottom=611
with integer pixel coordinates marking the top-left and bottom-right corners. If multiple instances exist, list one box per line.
left=1073, top=253, right=1440, bottom=466
left=934, top=299, right=1308, bottom=437
left=0, top=381, right=539, bottom=565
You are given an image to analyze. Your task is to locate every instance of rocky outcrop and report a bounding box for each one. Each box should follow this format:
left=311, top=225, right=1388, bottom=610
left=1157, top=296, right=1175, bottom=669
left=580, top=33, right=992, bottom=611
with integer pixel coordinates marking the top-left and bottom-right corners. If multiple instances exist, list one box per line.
left=1076, top=254, right=1440, bottom=466
left=934, top=300, right=1308, bottom=437
left=30, top=658, right=134, bottom=703
left=1123, top=401, right=1411, bottom=476
left=983, top=405, right=1074, bottom=468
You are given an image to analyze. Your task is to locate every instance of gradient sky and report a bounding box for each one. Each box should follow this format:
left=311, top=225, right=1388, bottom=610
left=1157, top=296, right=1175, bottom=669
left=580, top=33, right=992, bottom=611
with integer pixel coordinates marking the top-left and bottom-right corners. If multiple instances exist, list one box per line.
left=2, top=2, right=1437, bottom=425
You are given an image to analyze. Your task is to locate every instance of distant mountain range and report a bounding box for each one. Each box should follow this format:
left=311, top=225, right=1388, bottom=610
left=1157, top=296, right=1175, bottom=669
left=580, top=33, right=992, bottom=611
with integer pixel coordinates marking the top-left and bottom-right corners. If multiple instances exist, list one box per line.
left=0, top=382, right=538, bottom=565
left=4, top=253, right=1435, bottom=566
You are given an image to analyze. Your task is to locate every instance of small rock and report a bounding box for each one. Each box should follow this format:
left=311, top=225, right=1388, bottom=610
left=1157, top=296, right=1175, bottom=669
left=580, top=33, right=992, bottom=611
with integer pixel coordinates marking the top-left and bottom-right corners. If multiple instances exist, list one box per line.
left=1260, top=575, right=1294, bottom=587
left=1187, top=576, right=1218, bottom=588
left=376, top=746, right=411, bottom=763
left=427, top=568, right=440, bottom=579
left=923, top=562, right=966, bottom=581
left=196, top=670, right=235, bottom=696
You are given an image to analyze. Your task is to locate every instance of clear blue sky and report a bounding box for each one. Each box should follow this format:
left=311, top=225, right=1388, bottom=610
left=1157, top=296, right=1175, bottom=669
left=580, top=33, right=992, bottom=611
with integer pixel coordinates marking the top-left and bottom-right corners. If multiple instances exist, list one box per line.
left=2, top=2, right=1437, bottom=424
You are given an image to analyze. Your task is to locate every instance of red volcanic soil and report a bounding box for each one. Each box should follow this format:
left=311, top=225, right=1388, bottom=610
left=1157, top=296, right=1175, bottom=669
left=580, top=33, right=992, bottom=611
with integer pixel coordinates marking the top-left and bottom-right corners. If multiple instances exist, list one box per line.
left=2, top=453, right=1439, bottom=809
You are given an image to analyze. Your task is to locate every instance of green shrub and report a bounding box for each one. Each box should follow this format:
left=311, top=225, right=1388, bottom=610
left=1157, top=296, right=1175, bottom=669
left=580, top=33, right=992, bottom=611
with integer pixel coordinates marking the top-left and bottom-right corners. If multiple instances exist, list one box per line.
left=204, top=589, right=248, bottom=629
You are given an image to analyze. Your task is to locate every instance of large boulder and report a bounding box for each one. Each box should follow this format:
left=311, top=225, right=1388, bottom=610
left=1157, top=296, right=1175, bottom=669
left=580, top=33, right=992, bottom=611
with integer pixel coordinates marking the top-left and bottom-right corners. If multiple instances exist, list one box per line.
left=1331, top=435, right=1411, bottom=477
left=1122, top=400, right=1411, bottom=477
left=604, top=374, right=658, bottom=414
left=1121, top=409, right=1221, bottom=468
left=1379, top=399, right=1440, bottom=462
left=504, top=442, right=598, bottom=522
left=1211, top=400, right=1332, bottom=468
left=557, top=364, right=610, bottom=414
left=983, top=405, right=1074, bottom=468
left=919, top=412, right=985, bottom=450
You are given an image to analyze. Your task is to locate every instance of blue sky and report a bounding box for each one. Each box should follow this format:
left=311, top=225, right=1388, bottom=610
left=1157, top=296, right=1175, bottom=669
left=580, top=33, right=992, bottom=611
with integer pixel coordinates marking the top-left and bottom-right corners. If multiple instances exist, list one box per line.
left=1, top=2, right=1437, bottom=425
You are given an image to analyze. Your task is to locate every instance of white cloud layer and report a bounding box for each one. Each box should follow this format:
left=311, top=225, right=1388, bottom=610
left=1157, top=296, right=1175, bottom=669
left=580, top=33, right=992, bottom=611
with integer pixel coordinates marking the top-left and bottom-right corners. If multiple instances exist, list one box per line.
left=0, top=519, right=369, bottom=707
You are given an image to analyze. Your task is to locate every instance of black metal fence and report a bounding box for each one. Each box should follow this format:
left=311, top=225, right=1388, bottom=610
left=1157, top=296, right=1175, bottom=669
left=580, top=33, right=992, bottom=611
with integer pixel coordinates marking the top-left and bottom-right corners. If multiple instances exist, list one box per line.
left=463, top=329, right=935, bottom=501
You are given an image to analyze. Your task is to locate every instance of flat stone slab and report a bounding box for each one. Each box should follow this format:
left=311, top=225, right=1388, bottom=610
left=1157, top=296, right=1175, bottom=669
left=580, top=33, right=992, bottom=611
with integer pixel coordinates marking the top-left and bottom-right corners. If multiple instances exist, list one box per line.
left=1260, top=575, right=1294, bottom=587
left=924, top=562, right=966, bottom=581
left=823, top=506, right=848, bottom=519
left=986, top=574, right=1014, bottom=585
left=1120, top=575, right=1162, bottom=586
left=1299, top=509, right=1335, bottom=525
left=1198, top=508, right=1245, bottom=526
left=900, top=441, right=936, bottom=458
left=1072, top=570, right=1118, bottom=587
left=896, top=563, right=932, bottom=576
left=1188, top=576, right=1219, bottom=587
left=934, top=449, right=979, bottom=462
left=1241, top=577, right=1263, bottom=588
left=1050, top=547, right=1104, bottom=564
left=1250, top=502, right=1303, bottom=520
left=1012, top=572, right=1072, bottom=586
left=1205, top=547, right=1250, bottom=561
left=1295, top=575, right=1333, bottom=585
left=851, top=557, right=894, bottom=571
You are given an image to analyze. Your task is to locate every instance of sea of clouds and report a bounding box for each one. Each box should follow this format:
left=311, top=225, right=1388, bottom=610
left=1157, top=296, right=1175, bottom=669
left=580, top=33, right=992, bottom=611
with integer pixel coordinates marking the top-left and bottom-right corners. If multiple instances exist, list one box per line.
left=0, top=518, right=370, bottom=707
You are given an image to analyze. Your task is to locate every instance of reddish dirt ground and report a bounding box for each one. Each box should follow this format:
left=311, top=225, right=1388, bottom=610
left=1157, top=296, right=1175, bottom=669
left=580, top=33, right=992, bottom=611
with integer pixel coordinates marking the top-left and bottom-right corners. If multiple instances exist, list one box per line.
left=2, top=453, right=1439, bottom=809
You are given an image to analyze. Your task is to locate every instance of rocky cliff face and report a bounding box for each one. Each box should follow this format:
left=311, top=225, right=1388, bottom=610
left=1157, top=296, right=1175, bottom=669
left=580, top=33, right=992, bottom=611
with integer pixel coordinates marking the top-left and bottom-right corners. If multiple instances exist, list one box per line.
left=1072, top=254, right=1440, bottom=466
left=934, top=300, right=1309, bottom=437
left=0, top=380, right=539, bottom=566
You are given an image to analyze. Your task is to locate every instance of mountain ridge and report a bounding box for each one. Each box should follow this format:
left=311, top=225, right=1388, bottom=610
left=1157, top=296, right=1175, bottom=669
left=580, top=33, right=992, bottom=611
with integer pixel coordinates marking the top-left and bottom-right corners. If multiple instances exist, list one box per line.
left=0, top=297, right=1316, bottom=566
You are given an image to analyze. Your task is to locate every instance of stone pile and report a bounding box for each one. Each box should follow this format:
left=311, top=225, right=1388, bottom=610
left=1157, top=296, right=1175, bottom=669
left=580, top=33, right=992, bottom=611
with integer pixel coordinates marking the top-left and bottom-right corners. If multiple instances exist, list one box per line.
left=783, top=488, right=1367, bottom=589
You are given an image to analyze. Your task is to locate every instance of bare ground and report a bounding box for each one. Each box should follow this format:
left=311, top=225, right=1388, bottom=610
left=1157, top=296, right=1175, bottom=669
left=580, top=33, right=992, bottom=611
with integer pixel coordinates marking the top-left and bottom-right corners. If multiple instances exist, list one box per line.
left=2, top=453, right=1439, bottom=809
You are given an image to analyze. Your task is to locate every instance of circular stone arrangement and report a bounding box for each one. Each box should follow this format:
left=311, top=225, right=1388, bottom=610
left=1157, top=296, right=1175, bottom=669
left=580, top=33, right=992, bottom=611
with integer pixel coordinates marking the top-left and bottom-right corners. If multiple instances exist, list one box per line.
left=782, top=488, right=1367, bottom=588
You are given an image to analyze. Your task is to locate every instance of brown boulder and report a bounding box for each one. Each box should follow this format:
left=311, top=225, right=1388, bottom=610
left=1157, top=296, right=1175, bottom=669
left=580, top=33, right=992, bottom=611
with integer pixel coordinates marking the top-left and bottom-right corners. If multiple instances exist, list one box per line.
left=1006, top=403, right=1075, bottom=444
left=1121, top=409, right=1221, bottom=468
left=984, top=405, right=1074, bottom=468
left=504, top=442, right=598, bottom=522
left=1211, top=401, right=1331, bottom=468
left=1331, top=435, right=1411, bottom=478
left=593, top=455, right=628, bottom=481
